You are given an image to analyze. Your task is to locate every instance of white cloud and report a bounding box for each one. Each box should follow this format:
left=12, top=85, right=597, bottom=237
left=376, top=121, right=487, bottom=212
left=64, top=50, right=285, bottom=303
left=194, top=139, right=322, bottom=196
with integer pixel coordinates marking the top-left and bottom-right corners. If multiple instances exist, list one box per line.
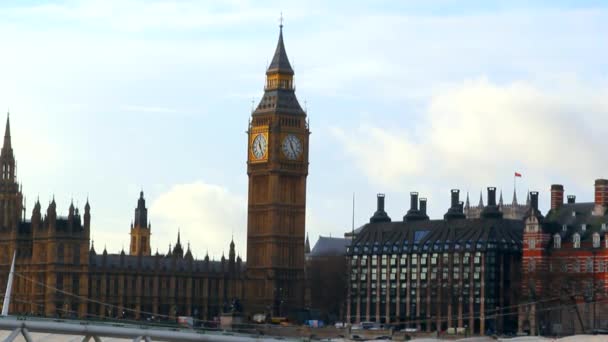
left=333, top=78, right=608, bottom=203
left=149, top=181, right=246, bottom=260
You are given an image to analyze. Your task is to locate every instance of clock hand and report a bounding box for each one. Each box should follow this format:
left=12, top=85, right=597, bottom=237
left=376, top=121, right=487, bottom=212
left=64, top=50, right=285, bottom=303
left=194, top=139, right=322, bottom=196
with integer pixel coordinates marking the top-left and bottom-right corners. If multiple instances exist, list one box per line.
left=289, top=140, right=296, bottom=155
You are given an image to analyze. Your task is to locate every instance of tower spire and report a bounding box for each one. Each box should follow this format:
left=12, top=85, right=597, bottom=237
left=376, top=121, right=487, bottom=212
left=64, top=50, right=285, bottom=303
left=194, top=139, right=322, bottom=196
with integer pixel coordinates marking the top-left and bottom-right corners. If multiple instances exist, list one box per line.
left=267, top=17, right=294, bottom=75
left=3, top=112, right=11, bottom=151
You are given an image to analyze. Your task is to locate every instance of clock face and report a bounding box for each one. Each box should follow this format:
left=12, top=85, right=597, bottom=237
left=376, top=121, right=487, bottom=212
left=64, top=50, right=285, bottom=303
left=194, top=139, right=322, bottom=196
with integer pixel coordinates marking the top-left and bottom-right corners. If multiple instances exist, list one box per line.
left=251, top=134, right=267, bottom=160
left=281, top=134, right=302, bottom=160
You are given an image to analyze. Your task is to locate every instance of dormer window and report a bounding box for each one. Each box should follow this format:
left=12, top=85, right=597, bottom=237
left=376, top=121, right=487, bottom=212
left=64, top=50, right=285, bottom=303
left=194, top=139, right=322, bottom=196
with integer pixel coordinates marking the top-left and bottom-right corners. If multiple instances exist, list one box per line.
left=573, top=233, right=581, bottom=248
left=593, top=233, right=600, bottom=248
left=582, top=224, right=587, bottom=231
left=562, top=224, right=567, bottom=232
left=554, top=234, right=561, bottom=249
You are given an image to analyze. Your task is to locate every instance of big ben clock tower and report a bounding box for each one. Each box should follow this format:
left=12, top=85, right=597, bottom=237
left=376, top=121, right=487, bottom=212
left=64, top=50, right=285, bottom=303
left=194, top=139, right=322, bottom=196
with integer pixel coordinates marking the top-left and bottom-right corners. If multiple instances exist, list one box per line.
left=246, top=23, right=309, bottom=316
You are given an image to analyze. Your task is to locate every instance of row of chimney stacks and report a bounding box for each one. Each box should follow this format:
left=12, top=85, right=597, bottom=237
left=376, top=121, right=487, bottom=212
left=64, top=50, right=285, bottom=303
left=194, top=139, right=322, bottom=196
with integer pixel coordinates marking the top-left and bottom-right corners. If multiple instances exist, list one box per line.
left=550, top=179, right=608, bottom=210
left=370, top=186, right=540, bottom=223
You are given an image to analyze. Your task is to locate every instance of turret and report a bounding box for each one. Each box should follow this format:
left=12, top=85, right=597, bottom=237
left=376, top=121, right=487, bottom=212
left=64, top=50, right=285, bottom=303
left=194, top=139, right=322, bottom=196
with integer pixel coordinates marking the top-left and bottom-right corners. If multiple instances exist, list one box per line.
left=229, top=238, right=236, bottom=264
left=129, top=191, right=151, bottom=256
left=1, top=113, right=16, bottom=183
left=84, top=199, right=91, bottom=231
left=172, top=229, right=184, bottom=258
left=31, top=199, right=42, bottom=229
left=46, top=197, right=57, bottom=229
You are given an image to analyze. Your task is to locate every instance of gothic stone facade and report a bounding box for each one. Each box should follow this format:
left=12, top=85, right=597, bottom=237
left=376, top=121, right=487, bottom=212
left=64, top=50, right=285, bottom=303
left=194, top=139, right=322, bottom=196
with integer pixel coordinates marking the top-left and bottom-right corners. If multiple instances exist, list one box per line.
left=0, top=26, right=309, bottom=320
left=0, top=117, right=245, bottom=319
left=347, top=189, right=524, bottom=335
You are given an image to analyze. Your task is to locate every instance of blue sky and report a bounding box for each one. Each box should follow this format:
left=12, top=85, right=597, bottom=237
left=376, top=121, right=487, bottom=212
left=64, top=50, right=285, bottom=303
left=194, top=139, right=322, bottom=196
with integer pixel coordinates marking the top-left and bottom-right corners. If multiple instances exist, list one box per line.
left=0, top=0, right=607, bottom=259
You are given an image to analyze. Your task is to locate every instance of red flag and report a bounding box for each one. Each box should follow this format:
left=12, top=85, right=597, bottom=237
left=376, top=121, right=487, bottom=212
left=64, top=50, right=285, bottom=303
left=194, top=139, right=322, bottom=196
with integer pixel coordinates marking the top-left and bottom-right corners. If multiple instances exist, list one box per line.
left=515, top=172, right=522, bottom=177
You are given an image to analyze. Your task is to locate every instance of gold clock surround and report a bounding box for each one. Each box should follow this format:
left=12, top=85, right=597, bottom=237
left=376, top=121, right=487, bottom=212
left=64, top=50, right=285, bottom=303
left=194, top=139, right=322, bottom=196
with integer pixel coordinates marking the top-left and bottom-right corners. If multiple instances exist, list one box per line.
left=249, top=127, right=269, bottom=163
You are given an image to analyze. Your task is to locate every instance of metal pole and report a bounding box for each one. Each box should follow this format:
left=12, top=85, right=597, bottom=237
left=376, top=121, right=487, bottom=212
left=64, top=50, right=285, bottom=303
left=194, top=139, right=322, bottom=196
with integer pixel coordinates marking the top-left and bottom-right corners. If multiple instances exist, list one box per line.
left=2, top=251, right=17, bottom=316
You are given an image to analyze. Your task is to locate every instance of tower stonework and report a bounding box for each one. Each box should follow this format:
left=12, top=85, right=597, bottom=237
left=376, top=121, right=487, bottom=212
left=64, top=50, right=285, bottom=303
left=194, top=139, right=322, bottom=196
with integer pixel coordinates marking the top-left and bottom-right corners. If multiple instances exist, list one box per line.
left=245, top=25, right=309, bottom=316
left=129, top=191, right=151, bottom=256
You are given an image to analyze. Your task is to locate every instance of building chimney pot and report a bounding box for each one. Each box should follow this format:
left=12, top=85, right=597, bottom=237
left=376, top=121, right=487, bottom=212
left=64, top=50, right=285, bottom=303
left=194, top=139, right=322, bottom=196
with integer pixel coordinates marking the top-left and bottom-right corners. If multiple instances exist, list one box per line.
left=410, top=192, right=419, bottom=211
left=530, top=191, right=539, bottom=211
left=550, top=184, right=564, bottom=210
left=487, top=187, right=497, bottom=207
left=451, top=189, right=460, bottom=208
left=419, top=198, right=427, bottom=215
left=595, top=179, right=608, bottom=206
left=377, top=193, right=385, bottom=212
left=567, top=195, right=576, bottom=204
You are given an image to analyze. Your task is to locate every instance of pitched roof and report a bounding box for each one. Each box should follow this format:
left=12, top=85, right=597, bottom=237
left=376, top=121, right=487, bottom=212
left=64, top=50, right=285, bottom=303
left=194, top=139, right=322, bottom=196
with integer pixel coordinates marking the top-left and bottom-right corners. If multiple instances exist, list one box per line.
left=544, top=202, right=608, bottom=242
left=267, top=26, right=294, bottom=75
left=350, top=217, right=523, bottom=255
left=310, top=236, right=350, bottom=257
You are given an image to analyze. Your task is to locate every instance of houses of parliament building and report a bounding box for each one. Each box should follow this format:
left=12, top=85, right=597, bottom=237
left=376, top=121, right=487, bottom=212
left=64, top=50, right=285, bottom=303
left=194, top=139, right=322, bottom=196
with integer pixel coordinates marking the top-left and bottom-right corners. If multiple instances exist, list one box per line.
left=0, top=24, right=309, bottom=321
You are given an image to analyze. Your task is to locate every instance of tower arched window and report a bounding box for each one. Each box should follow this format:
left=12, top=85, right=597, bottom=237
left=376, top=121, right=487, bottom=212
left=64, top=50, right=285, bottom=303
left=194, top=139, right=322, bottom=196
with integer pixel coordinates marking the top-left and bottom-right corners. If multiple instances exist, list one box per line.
left=593, top=233, right=600, bottom=248
left=573, top=233, right=581, bottom=249
left=554, top=234, right=561, bottom=249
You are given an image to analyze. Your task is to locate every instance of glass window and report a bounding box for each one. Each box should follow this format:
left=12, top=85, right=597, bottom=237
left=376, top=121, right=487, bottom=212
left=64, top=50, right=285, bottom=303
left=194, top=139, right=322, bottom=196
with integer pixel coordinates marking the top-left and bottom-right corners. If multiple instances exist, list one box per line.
left=593, top=233, right=600, bottom=248
left=554, top=234, right=561, bottom=249
left=573, top=234, right=581, bottom=248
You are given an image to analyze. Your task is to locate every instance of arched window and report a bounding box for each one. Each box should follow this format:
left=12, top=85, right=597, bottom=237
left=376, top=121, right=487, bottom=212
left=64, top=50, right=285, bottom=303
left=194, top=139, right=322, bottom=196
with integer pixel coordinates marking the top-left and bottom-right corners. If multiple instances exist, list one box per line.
left=573, top=233, right=581, bottom=248
left=554, top=234, right=561, bottom=249
left=593, top=233, right=600, bottom=248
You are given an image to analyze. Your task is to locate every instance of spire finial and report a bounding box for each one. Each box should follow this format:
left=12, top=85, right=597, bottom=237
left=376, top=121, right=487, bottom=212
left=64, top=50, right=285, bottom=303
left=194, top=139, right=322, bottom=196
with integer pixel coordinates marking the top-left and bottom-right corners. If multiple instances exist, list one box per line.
left=279, top=12, right=284, bottom=29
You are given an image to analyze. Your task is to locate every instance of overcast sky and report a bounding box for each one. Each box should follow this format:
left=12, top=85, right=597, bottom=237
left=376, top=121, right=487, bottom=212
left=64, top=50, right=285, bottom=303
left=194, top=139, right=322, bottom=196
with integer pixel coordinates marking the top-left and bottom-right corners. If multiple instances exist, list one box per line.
left=0, top=0, right=607, bottom=259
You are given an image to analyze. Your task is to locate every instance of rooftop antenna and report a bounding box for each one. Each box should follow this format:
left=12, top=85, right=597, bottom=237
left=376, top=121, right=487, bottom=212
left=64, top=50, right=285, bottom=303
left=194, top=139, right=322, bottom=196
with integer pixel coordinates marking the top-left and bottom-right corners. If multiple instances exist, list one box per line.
left=351, top=192, right=355, bottom=238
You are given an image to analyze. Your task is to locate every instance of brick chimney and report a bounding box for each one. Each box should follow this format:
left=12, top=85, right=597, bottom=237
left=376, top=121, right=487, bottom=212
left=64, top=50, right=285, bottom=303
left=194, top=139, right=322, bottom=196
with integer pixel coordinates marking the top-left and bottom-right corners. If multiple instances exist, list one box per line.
left=550, top=184, right=564, bottom=210
left=595, top=179, right=608, bottom=206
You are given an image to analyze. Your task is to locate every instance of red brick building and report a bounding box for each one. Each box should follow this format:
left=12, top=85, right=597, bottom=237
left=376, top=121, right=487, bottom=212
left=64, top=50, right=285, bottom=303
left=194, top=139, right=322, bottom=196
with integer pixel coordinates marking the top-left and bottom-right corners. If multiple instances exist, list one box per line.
left=519, top=180, right=608, bottom=335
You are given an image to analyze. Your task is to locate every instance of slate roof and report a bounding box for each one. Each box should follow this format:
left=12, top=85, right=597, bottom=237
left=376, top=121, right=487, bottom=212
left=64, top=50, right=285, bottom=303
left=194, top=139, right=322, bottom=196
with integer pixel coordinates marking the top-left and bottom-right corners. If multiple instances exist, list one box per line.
left=349, top=217, right=523, bottom=255
left=544, top=202, right=608, bottom=243
left=267, top=27, right=294, bottom=75
left=254, top=88, right=304, bottom=116
left=309, top=236, right=350, bottom=257
left=89, top=253, right=246, bottom=274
